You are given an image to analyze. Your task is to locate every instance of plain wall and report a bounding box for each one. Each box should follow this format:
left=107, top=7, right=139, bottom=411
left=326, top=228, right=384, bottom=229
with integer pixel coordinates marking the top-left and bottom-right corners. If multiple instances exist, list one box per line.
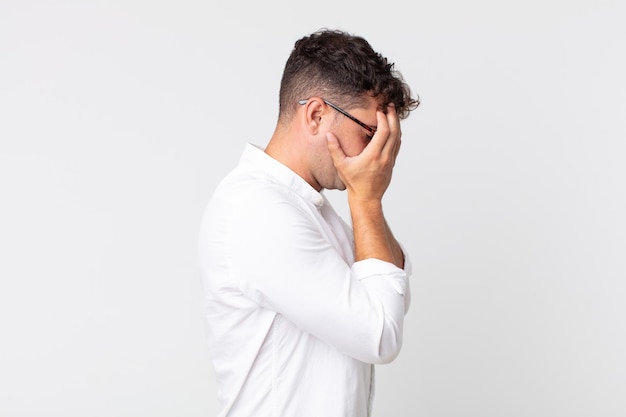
left=1, top=0, right=625, bottom=416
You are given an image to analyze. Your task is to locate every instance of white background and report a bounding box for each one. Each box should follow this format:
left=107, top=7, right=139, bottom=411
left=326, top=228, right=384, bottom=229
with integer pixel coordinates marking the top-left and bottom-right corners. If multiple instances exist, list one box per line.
left=1, top=0, right=625, bottom=416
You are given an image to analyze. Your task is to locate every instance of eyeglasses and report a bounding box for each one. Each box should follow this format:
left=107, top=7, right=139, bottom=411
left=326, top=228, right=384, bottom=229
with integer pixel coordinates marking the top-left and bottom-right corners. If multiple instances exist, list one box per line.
left=298, top=98, right=377, bottom=139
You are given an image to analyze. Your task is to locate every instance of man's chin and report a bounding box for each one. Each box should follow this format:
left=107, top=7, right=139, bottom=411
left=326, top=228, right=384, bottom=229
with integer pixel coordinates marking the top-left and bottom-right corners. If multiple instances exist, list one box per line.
left=322, top=177, right=346, bottom=191
left=335, top=182, right=347, bottom=191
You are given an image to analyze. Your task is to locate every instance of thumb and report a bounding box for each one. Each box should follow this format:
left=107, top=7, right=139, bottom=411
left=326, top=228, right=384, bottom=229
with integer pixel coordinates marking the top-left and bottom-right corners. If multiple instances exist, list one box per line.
left=326, top=132, right=346, bottom=165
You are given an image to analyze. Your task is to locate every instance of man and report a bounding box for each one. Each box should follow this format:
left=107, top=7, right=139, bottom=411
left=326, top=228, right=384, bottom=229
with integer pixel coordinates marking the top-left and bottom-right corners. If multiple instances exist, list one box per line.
left=198, top=29, right=419, bottom=417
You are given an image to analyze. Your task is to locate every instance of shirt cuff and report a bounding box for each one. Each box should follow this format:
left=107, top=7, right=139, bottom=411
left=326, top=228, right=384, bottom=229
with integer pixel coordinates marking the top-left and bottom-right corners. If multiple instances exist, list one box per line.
left=352, top=258, right=408, bottom=296
left=351, top=241, right=412, bottom=278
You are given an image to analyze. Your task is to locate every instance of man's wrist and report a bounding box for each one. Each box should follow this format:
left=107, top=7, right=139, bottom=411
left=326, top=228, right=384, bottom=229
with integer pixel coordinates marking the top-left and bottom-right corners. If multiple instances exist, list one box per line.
left=347, top=194, right=384, bottom=213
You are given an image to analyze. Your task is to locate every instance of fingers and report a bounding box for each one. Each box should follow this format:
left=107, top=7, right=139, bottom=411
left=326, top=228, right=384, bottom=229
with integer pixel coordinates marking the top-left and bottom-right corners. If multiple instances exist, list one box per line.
left=365, top=110, right=388, bottom=154
left=367, top=103, right=400, bottom=163
left=382, top=103, right=400, bottom=156
left=386, top=104, right=402, bottom=161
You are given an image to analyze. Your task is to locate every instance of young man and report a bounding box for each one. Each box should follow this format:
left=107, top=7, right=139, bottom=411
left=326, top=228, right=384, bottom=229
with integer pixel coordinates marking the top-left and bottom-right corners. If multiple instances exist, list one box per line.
left=198, top=29, right=420, bottom=417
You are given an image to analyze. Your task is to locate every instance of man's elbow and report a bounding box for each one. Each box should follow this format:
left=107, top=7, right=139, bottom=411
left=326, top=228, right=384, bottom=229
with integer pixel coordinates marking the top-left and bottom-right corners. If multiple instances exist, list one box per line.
left=374, top=337, right=403, bottom=364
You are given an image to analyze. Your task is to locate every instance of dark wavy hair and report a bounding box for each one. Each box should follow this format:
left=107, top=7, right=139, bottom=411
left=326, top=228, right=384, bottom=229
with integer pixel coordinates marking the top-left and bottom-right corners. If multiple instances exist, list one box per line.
left=278, top=29, right=419, bottom=122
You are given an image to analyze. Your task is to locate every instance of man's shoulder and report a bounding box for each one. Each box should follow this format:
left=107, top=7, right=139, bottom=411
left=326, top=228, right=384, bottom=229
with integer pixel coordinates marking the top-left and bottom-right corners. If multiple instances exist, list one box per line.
left=213, top=165, right=293, bottom=203
left=206, top=170, right=313, bottom=231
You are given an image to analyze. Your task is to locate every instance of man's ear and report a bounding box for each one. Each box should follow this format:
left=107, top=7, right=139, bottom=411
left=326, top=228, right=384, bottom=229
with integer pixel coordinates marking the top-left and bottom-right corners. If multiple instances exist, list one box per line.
left=301, top=97, right=325, bottom=135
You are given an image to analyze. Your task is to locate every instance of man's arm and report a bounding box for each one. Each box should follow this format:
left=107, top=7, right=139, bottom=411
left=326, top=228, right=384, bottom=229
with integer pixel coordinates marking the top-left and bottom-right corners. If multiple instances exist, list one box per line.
left=211, top=182, right=408, bottom=364
left=327, top=103, right=405, bottom=268
left=349, top=199, right=404, bottom=269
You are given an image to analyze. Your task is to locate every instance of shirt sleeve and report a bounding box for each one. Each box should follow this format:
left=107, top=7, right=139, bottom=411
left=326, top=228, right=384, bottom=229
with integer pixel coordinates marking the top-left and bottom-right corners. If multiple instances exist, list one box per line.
left=226, top=182, right=410, bottom=364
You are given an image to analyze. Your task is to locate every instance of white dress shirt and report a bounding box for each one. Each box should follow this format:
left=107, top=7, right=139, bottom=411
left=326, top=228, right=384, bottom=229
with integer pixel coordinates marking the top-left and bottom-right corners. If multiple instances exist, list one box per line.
left=198, top=143, right=411, bottom=417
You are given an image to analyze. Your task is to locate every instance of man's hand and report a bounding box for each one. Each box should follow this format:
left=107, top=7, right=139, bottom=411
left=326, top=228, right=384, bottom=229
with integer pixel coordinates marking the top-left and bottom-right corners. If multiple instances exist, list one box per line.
left=326, top=103, right=401, bottom=203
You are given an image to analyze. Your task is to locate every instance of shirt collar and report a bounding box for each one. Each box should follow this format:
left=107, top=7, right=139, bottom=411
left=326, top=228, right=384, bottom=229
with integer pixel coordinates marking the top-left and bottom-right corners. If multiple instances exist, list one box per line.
left=239, top=143, right=325, bottom=208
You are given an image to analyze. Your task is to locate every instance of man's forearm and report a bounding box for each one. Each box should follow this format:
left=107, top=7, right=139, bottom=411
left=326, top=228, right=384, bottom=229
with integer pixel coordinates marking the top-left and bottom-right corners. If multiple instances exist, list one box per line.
left=384, top=218, right=405, bottom=269
left=350, top=197, right=404, bottom=269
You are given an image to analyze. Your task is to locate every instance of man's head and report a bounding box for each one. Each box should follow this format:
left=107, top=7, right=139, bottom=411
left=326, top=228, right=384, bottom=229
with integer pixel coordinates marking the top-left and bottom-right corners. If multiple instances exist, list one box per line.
left=278, top=29, right=419, bottom=124
left=267, top=29, right=419, bottom=191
